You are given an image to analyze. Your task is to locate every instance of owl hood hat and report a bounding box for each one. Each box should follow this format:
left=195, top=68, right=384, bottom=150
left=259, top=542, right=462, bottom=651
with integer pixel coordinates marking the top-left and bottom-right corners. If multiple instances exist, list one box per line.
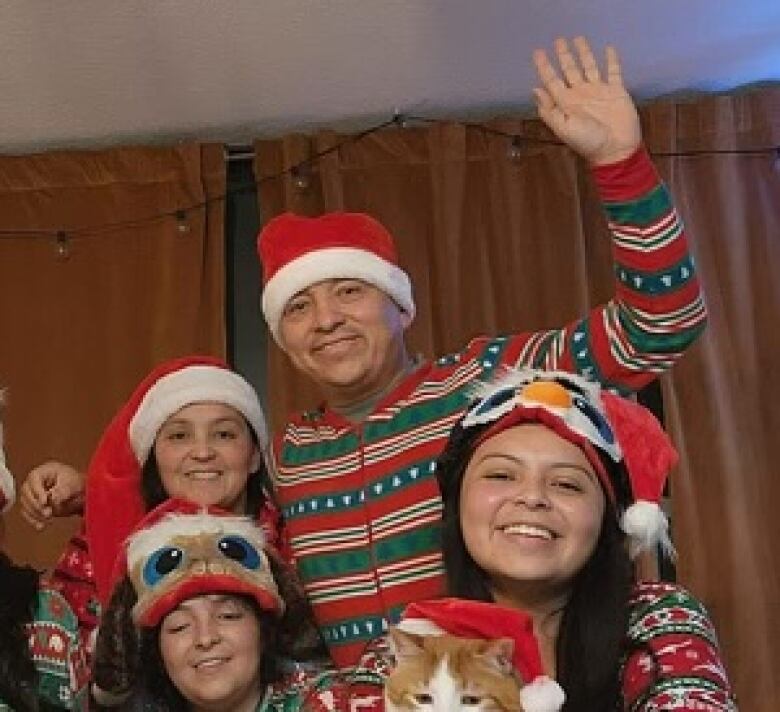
left=85, top=355, right=269, bottom=606
left=442, top=368, right=678, bottom=558
left=117, top=498, right=284, bottom=627
left=397, top=598, right=565, bottom=712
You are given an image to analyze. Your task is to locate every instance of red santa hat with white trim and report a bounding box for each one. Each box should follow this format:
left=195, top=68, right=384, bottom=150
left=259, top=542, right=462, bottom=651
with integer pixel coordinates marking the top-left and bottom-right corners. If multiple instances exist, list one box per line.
left=396, top=598, right=565, bottom=712
left=0, top=391, right=15, bottom=514
left=256, top=212, right=415, bottom=346
left=85, top=355, right=268, bottom=606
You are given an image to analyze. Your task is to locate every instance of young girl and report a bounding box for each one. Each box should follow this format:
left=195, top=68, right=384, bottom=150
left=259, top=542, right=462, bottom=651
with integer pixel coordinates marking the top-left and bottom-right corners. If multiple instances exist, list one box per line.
left=92, top=498, right=346, bottom=711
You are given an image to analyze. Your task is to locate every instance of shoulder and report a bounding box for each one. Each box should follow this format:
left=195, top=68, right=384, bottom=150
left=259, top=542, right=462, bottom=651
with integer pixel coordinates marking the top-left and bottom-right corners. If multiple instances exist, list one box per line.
left=627, top=580, right=717, bottom=634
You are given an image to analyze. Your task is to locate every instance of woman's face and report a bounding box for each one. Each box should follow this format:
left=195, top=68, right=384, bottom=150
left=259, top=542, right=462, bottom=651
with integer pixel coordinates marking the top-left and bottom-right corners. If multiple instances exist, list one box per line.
left=160, top=594, right=264, bottom=712
left=153, top=402, right=260, bottom=514
left=459, top=424, right=606, bottom=604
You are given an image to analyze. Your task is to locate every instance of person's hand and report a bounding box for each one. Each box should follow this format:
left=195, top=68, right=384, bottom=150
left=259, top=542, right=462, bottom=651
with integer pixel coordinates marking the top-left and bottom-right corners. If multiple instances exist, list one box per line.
left=19, top=461, right=84, bottom=530
left=533, top=36, right=641, bottom=165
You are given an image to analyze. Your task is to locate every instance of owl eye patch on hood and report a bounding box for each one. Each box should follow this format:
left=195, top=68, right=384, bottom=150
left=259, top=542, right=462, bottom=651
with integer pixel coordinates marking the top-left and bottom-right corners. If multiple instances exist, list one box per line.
left=124, top=504, right=284, bottom=627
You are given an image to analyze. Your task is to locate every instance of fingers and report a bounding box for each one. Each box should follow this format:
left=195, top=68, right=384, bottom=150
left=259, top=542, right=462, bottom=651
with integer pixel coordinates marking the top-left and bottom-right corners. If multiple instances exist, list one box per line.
left=533, top=47, right=566, bottom=98
left=554, top=37, right=585, bottom=87
left=533, top=87, right=565, bottom=132
left=534, top=36, right=610, bottom=93
left=19, top=461, right=59, bottom=529
left=573, top=36, right=601, bottom=83
left=19, top=487, right=51, bottom=530
left=604, top=45, right=623, bottom=86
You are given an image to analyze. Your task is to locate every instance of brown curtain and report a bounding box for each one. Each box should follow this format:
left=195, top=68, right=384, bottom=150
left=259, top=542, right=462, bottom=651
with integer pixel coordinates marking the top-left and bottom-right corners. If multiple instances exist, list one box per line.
left=255, top=86, right=780, bottom=709
left=0, top=142, right=226, bottom=569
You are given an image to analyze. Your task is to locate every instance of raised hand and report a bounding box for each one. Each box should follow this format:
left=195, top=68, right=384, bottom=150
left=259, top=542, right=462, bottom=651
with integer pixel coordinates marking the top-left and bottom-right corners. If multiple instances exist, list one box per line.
left=19, top=460, right=84, bottom=530
left=533, top=36, right=641, bottom=165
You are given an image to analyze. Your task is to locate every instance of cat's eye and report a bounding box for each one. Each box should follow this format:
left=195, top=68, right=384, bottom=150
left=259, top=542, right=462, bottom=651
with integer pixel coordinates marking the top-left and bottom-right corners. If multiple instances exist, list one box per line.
left=461, top=695, right=481, bottom=706
left=413, top=693, right=433, bottom=705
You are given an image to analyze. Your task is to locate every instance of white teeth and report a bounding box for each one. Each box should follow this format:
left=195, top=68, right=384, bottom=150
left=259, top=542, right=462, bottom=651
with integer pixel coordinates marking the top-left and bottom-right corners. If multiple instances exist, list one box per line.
left=196, top=658, right=226, bottom=669
left=501, top=524, right=553, bottom=539
left=187, top=471, right=220, bottom=480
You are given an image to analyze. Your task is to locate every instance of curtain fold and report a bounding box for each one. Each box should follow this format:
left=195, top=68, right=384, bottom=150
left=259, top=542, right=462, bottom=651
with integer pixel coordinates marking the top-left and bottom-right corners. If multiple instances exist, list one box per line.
left=255, top=86, right=779, bottom=709
left=0, top=141, right=226, bottom=569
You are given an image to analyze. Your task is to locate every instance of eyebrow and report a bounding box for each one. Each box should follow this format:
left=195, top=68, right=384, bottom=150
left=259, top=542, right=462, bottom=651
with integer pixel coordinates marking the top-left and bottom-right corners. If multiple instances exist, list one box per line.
left=162, top=416, right=243, bottom=428
left=474, top=452, right=598, bottom=482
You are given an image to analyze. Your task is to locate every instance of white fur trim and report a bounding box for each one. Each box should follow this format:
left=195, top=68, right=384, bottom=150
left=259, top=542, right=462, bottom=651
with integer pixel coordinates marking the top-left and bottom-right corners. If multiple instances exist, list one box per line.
left=128, top=365, right=267, bottom=464
left=126, top=511, right=266, bottom=570
left=0, top=462, right=14, bottom=514
left=518, top=676, right=566, bottom=712
left=0, top=393, right=15, bottom=513
left=261, top=247, right=415, bottom=345
left=621, top=500, right=675, bottom=560
left=395, top=617, right=446, bottom=637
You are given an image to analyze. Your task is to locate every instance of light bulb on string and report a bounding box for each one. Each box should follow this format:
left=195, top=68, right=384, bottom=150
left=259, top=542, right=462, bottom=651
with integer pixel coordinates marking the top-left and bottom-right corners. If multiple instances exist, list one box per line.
left=393, top=108, right=409, bottom=129
left=290, top=165, right=310, bottom=191
left=175, top=210, right=190, bottom=234
left=507, top=136, right=524, bottom=160
left=55, top=231, right=70, bottom=261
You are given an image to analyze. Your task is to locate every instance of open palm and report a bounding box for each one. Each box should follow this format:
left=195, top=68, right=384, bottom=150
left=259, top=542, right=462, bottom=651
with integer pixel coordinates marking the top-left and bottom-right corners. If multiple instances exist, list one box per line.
left=533, top=36, right=641, bottom=165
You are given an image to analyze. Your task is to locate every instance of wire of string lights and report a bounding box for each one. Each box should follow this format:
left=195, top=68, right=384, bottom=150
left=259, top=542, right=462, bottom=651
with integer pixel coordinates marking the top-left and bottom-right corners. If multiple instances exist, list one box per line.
left=0, top=111, right=775, bottom=247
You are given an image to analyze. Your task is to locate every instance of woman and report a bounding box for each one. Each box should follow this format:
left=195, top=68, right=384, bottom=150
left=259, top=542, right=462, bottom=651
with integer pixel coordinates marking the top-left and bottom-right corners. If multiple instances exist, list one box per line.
left=92, top=498, right=346, bottom=711
left=353, top=368, right=736, bottom=710
left=0, top=394, right=89, bottom=711
left=18, top=356, right=298, bottom=657
left=434, top=368, right=736, bottom=711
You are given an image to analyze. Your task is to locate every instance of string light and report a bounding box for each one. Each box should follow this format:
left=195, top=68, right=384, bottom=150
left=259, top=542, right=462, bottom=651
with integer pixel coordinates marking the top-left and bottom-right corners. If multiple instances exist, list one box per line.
left=175, top=210, right=190, bottom=234
left=290, top=165, right=310, bottom=191
left=55, top=231, right=70, bottom=260
left=507, top=136, right=524, bottom=160
left=0, top=112, right=775, bottom=247
left=392, top=108, right=409, bottom=129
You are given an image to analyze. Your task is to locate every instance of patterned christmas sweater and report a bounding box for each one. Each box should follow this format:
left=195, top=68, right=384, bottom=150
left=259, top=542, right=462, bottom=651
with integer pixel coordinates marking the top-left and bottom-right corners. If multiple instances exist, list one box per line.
left=0, top=585, right=90, bottom=711
left=272, top=147, right=708, bottom=670
left=346, top=582, right=736, bottom=711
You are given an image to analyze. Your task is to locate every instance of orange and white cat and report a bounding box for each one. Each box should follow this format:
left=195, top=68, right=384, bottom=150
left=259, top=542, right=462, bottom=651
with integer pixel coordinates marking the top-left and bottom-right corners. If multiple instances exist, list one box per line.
left=384, top=628, right=523, bottom=711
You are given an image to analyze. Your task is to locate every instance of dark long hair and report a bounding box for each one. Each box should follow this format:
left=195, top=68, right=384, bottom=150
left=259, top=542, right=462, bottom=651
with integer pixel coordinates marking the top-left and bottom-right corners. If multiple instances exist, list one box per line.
left=0, top=553, right=40, bottom=711
left=437, top=420, right=633, bottom=712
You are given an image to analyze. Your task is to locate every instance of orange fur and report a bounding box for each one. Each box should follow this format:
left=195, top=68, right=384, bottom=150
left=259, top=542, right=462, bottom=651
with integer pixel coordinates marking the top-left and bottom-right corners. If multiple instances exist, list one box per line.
left=385, top=629, right=523, bottom=711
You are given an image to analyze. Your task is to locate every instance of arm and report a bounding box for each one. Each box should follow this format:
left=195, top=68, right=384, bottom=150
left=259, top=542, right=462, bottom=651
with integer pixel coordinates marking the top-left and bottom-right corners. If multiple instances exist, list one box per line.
left=622, top=582, right=737, bottom=711
left=501, top=38, right=706, bottom=392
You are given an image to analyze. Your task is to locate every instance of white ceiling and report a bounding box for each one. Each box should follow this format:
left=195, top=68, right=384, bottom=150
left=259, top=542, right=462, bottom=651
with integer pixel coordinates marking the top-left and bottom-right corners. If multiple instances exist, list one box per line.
left=2, top=0, right=779, bottom=154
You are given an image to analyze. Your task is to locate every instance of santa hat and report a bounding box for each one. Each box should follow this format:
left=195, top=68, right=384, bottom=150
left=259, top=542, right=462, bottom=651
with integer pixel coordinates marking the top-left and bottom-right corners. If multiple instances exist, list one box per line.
left=453, top=368, right=677, bottom=558
left=257, top=212, right=415, bottom=345
left=117, top=498, right=284, bottom=626
left=85, top=355, right=268, bottom=606
left=0, top=391, right=15, bottom=514
left=396, top=598, right=565, bottom=712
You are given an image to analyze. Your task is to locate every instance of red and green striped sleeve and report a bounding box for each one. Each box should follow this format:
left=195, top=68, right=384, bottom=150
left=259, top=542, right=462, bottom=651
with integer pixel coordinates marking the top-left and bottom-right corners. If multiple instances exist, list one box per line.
left=503, top=146, right=707, bottom=393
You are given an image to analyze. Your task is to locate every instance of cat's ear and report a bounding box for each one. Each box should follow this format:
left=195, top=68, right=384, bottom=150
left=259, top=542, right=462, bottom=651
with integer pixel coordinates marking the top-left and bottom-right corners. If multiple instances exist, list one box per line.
left=387, top=626, right=426, bottom=660
left=481, top=637, right=515, bottom=675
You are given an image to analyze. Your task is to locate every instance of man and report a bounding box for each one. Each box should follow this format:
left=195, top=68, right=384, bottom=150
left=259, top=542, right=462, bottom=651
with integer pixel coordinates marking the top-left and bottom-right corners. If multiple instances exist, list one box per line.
left=257, top=37, right=707, bottom=668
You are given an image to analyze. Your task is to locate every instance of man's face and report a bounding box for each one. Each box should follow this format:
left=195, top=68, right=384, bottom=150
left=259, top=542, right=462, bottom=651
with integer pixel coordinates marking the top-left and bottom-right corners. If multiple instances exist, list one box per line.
left=278, top=279, right=411, bottom=405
